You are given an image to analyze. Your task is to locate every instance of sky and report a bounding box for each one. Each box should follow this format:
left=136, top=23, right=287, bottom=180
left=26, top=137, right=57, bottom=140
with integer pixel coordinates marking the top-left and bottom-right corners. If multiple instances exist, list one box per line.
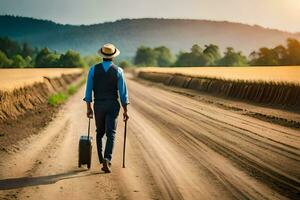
left=0, top=0, right=300, bottom=32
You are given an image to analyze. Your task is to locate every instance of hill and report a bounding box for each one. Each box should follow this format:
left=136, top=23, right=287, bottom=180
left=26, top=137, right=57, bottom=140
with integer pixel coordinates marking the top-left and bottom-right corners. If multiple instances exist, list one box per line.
left=1, top=15, right=299, bottom=59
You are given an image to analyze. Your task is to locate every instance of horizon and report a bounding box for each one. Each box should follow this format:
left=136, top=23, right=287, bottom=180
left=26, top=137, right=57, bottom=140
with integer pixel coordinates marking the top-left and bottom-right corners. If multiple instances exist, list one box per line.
left=2, top=14, right=299, bottom=34
left=0, top=0, right=300, bottom=32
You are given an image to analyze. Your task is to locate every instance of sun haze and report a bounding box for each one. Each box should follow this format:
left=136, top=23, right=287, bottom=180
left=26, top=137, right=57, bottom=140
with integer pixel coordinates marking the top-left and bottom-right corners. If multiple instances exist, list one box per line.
left=0, top=0, right=299, bottom=32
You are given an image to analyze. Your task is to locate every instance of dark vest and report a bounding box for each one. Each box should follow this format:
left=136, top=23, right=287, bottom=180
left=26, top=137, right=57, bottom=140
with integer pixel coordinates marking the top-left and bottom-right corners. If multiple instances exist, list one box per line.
left=93, top=63, right=118, bottom=101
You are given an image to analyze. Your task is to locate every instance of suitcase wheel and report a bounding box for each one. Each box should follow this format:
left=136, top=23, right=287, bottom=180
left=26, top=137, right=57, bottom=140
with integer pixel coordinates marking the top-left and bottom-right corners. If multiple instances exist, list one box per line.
left=87, top=161, right=91, bottom=169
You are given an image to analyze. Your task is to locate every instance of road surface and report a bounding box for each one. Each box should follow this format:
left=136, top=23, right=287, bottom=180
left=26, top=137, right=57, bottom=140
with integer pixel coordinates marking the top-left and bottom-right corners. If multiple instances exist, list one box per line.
left=0, top=77, right=300, bottom=200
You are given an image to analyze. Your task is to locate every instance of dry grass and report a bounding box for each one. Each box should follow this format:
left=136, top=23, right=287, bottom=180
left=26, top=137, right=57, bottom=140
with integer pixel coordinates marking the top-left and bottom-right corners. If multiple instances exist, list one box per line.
left=0, top=68, right=83, bottom=91
left=137, top=66, right=300, bottom=84
left=0, top=71, right=83, bottom=123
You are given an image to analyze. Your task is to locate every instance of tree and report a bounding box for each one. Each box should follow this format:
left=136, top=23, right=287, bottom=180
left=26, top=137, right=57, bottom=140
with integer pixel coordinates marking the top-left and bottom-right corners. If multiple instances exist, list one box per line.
left=286, top=38, right=300, bottom=65
left=249, top=38, right=300, bottom=66
left=58, top=50, right=84, bottom=67
left=24, top=56, right=33, bottom=67
left=154, top=46, right=173, bottom=67
left=174, top=52, right=196, bottom=67
left=250, top=47, right=279, bottom=66
left=119, top=60, right=131, bottom=69
left=0, top=50, right=12, bottom=67
left=35, top=47, right=49, bottom=67
left=203, top=44, right=221, bottom=65
left=35, top=48, right=60, bottom=67
left=218, top=47, right=248, bottom=66
left=134, top=46, right=157, bottom=66
left=0, top=37, right=22, bottom=58
left=0, top=36, right=89, bottom=68
left=273, top=45, right=288, bottom=65
left=190, top=44, right=201, bottom=55
left=174, top=44, right=211, bottom=67
left=45, top=53, right=60, bottom=67
left=11, top=54, right=27, bottom=68
left=21, top=42, right=34, bottom=58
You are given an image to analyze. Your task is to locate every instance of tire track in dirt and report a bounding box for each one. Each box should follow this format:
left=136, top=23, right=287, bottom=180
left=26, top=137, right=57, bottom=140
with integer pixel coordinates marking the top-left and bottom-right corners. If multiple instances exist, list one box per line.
left=129, top=98, right=266, bottom=199
left=127, top=78, right=300, bottom=199
left=131, top=79, right=300, bottom=164
left=127, top=107, right=226, bottom=199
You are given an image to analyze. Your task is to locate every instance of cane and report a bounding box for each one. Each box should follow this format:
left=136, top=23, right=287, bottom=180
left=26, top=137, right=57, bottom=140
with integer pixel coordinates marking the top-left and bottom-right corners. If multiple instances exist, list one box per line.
left=122, top=119, right=128, bottom=168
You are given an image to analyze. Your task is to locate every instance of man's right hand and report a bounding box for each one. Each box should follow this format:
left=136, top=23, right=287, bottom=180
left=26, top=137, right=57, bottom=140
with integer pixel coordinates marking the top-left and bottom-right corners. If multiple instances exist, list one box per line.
left=123, top=111, right=129, bottom=122
left=87, top=107, right=93, bottom=118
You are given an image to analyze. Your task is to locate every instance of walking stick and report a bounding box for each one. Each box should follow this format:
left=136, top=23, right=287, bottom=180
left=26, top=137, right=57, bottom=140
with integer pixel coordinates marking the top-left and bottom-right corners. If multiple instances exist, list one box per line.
left=122, top=119, right=128, bottom=168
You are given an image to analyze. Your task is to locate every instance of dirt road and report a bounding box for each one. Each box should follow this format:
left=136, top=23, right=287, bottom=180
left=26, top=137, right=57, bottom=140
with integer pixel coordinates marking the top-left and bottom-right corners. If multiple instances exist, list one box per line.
left=0, top=77, right=300, bottom=200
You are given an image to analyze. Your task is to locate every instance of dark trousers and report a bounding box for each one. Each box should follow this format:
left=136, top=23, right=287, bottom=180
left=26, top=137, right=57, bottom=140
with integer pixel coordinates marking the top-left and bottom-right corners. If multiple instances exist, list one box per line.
left=94, top=100, right=120, bottom=163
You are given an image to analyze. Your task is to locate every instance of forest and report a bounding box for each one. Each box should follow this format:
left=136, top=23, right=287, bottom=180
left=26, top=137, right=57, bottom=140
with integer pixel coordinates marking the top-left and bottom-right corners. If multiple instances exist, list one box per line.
left=133, top=38, right=300, bottom=67
left=1, top=36, right=300, bottom=68
left=0, top=37, right=99, bottom=68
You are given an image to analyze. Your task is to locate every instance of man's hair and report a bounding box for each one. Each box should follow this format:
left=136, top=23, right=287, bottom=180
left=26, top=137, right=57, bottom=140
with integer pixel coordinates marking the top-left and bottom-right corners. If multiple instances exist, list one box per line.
left=103, top=58, right=113, bottom=61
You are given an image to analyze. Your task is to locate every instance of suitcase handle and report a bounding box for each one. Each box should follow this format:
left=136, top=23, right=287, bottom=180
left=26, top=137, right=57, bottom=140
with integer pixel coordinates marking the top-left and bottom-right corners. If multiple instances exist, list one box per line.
left=87, top=118, right=91, bottom=138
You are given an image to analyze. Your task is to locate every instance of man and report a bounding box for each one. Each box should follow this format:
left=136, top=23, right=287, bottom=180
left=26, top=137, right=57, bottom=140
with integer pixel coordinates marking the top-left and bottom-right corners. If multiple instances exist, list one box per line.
left=83, top=43, right=129, bottom=173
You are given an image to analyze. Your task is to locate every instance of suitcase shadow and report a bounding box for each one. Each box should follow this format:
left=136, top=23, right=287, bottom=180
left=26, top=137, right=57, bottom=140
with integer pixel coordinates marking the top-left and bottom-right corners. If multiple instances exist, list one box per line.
left=0, top=169, right=105, bottom=190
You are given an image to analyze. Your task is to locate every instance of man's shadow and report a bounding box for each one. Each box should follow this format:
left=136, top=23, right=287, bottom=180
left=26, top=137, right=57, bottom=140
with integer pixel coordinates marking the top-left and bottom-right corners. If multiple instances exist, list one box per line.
left=0, top=169, right=105, bottom=190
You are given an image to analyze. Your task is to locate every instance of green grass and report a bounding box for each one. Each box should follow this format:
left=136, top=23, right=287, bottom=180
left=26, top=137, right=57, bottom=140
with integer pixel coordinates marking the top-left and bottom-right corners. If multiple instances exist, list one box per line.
left=67, top=85, right=77, bottom=95
left=48, top=92, right=68, bottom=106
left=48, top=77, right=86, bottom=107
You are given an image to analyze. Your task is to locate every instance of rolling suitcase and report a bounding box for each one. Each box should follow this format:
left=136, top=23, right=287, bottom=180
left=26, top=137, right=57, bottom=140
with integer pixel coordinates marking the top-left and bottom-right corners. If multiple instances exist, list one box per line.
left=78, top=118, right=93, bottom=169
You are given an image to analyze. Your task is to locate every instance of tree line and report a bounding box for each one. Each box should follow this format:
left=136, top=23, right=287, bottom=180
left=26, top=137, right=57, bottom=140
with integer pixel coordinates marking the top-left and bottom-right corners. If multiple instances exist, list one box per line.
left=0, top=37, right=99, bottom=68
left=1, top=36, right=300, bottom=68
left=133, top=38, right=300, bottom=67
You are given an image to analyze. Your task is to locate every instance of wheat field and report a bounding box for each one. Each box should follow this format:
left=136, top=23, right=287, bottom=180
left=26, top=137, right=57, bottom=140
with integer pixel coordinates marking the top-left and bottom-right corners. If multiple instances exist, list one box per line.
left=0, top=68, right=83, bottom=91
left=137, top=66, right=300, bottom=84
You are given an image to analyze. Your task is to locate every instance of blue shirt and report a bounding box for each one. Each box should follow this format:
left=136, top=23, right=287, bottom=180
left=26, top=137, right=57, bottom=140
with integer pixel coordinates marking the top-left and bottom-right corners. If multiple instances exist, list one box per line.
left=83, top=61, right=129, bottom=106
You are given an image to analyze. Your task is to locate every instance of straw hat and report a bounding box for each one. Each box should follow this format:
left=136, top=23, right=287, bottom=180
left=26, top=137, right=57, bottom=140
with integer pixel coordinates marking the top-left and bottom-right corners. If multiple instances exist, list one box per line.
left=98, top=43, right=120, bottom=58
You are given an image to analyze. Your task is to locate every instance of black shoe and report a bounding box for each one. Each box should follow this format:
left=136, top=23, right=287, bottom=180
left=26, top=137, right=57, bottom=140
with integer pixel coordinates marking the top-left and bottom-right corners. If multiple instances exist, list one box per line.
left=102, top=159, right=111, bottom=173
left=99, top=156, right=104, bottom=164
left=101, top=163, right=112, bottom=171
